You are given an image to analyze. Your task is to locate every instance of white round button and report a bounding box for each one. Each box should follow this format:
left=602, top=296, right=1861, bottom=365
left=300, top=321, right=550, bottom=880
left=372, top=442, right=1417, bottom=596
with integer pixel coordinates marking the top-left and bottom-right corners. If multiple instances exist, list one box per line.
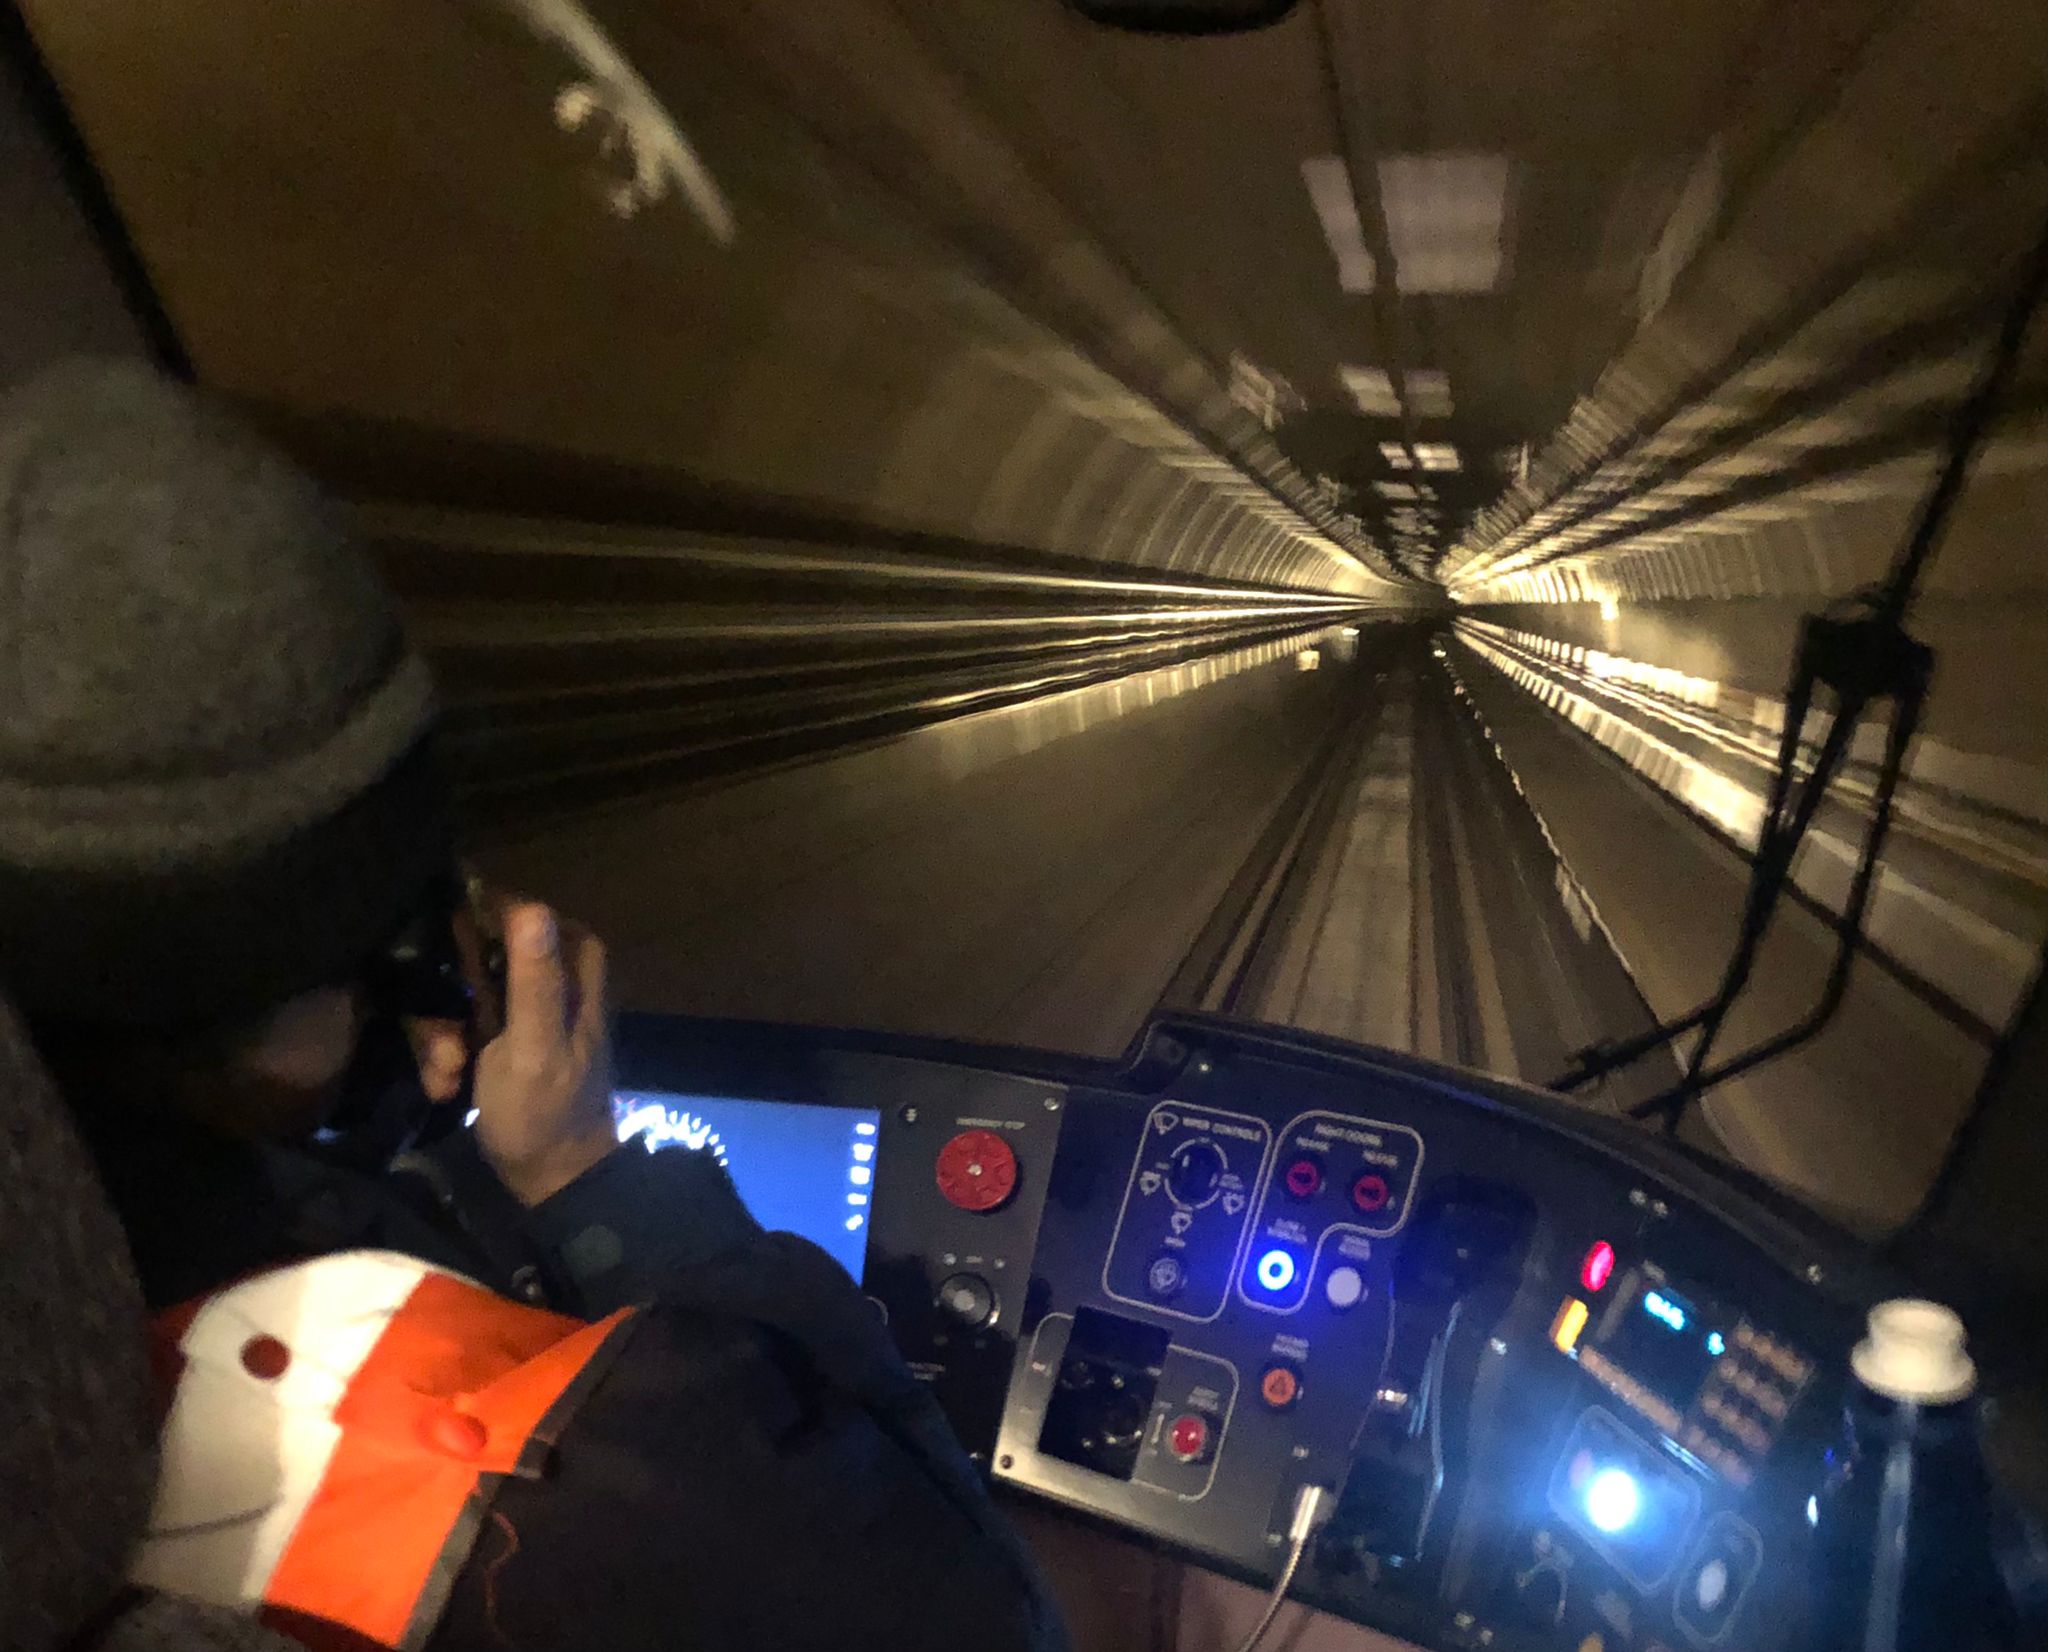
left=1324, top=1265, right=1365, bottom=1310
left=1695, top=1557, right=1729, bottom=1613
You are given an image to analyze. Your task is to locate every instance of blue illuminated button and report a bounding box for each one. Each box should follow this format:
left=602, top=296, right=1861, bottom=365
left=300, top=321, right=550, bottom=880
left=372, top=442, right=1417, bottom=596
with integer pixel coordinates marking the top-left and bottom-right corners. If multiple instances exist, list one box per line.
left=1147, top=1254, right=1187, bottom=1299
left=1584, top=1467, right=1642, bottom=1534
left=1255, top=1249, right=1298, bottom=1292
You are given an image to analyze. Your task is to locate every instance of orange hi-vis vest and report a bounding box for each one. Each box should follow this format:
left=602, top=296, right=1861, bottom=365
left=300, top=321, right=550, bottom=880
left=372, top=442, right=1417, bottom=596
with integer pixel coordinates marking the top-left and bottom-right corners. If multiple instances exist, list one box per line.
left=132, top=1251, right=638, bottom=1652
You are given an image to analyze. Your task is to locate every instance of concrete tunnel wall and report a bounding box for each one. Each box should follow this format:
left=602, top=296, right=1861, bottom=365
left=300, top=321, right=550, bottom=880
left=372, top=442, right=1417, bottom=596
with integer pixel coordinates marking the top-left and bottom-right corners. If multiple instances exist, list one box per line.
left=1442, top=0, right=2048, bottom=1227
left=19, top=0, right=1402, bottom=593
left=18, top=0, right=1430, bottom=815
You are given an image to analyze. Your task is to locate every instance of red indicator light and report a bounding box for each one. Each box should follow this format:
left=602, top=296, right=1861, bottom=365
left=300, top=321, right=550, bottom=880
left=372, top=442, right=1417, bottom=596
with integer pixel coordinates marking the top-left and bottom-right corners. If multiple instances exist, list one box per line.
left=1581, top=1241, right=1616, bottom=1293
left=1168, top=1413, right=1211, bottom=1463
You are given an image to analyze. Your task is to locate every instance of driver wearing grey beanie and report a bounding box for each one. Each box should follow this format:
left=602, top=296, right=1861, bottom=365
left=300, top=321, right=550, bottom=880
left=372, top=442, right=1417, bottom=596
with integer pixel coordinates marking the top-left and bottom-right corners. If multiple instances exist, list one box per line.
left=0, top=358, right=450, bottom=1031
left=0, top=364, right=1069, bottom=1652
left=0, top=360, right=624, bottom=1306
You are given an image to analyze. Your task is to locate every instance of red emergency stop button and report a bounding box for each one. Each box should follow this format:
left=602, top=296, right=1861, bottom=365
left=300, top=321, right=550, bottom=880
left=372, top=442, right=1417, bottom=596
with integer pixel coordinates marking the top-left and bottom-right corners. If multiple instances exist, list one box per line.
left=1168, top=1413, right=1212, bottom=1464
left=935, top=1129, right=1018, bottom=1212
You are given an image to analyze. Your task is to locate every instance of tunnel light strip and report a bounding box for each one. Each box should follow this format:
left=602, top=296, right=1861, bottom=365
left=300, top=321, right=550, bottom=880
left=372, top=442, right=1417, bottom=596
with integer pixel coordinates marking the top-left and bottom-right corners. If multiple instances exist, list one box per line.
left=1450, top=622, right=2036, bottom=1031
left=419, top=602, right=1375, bottom=650
left=1462, top=621, right=2048, bottom=868
left=460, top=622, right=1374, bottom=800
left=360, top=504, right=1376, bottom=607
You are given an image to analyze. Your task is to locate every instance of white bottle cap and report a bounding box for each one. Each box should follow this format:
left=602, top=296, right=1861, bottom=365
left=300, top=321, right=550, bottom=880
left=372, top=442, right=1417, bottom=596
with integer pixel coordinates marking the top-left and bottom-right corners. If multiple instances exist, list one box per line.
left=1850, top=1298, right=1976, bottom=1404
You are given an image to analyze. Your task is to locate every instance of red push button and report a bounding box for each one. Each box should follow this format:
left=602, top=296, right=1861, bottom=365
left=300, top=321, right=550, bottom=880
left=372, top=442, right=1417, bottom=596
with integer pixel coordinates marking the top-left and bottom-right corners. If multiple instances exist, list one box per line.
left=1351, top=1172, right=1390, bottom=1214
left=1283, top=1157, right=1324, bottom=1199
left=1168, top=1413, right=1212, bottom=1464
left=1260, top=1364, right=1302, bottom=1411
left=935, top=1129, right=1018, bottom=1213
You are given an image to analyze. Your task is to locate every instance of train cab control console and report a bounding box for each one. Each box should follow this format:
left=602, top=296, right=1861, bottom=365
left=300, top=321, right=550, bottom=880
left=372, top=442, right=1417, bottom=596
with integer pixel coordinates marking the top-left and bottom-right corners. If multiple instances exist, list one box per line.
left=612, top=1011, right=2020, bottom=1652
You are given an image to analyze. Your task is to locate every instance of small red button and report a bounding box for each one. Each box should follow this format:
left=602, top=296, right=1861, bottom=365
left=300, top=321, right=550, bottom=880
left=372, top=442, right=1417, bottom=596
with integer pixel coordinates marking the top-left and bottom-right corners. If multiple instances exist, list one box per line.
left=239, top=1335, right=290, bottom=1381
left=1260, top=1364, right=1302, bottom=1410
left=1168, top=1413, right=1211, bottom=1463
left=1284, top=1158, right=1324, bottom=1199
left=1351, top=1173, right=1390, bottom=1214
left=427, top=1410, right=490, bottom=1459
left=935, top=1129, right=1018, bottom=1213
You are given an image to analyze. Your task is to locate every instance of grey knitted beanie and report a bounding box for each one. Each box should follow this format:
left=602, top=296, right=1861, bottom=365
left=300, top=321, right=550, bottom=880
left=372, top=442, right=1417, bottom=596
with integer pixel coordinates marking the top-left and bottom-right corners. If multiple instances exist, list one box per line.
left=0, top=361, right=451, bottom=1030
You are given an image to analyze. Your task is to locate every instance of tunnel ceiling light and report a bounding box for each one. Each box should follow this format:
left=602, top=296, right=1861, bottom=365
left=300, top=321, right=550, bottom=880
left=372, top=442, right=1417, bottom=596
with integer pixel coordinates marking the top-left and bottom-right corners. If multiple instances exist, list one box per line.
left=1406, top=371, right=1454, bottom=417
left=1302, top=156, right=1378, bottom=293
left=1380, top=442, right=1415, bottom=469
left=1414, top=444, right=1462, bottom=472
left=1340, top=366, right=1401, bottom=417
left=1374, top=481, right=1421, bottom=500
left=1379, top=153, right=1512, bottom=294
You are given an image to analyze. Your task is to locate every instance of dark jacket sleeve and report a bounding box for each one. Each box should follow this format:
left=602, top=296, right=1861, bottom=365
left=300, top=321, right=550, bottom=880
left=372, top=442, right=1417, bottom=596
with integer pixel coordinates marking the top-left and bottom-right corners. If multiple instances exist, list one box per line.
left=405, top=1133, right=1067, bottom=1652
left=405, top=1129, right=770, bottom=1315
left=427, top=1228, right=1069, bottom=1652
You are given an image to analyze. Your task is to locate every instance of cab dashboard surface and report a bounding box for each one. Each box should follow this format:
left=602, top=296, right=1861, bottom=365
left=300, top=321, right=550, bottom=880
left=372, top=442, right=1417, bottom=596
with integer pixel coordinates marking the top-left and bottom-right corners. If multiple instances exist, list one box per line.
left=613, top=1011, right=1899, bottom=1652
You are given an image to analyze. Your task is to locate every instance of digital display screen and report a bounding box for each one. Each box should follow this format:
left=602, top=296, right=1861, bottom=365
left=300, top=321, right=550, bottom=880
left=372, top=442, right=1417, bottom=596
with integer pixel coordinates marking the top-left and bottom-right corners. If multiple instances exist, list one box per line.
left=1599, top=1277, right=1729, bottom=1410
left=612, top=1091, right=881, bottom=1282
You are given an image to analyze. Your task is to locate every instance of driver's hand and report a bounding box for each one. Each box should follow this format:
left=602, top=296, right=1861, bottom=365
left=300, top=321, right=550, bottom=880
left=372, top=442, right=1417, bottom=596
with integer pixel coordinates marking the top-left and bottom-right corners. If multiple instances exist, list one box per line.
left=465, top=901, right=619, bottom=1206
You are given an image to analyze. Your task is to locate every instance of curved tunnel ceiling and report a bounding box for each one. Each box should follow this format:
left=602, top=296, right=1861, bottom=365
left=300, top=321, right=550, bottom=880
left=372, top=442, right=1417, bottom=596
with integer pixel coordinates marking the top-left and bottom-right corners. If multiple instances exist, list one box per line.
left=22, top=0, right=2048, bottom=811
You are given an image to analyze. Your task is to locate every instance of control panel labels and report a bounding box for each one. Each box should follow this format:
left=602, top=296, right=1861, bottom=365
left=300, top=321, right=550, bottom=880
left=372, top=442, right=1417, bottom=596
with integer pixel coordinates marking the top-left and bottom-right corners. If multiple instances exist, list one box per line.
left=1104, top=1103, right=1273, bottom=1323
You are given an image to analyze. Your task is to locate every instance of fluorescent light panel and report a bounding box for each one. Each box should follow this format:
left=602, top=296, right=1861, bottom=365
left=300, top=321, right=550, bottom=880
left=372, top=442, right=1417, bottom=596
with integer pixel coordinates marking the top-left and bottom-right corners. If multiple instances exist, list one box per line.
left=1301, top=156, right=1374, bottom=292
left=1341, top=366, right=1400, bottom=417
left=1304, top=152, right=1511, bottom=298
left=1380, top=152, right=1511, bottom=294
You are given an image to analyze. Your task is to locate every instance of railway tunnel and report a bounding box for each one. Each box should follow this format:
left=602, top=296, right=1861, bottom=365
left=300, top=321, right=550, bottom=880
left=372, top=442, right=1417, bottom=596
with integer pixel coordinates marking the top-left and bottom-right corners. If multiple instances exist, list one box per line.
left=12, top=0, right=2046, bottom=1234
left=7, top=6, right=2048, bottom=1643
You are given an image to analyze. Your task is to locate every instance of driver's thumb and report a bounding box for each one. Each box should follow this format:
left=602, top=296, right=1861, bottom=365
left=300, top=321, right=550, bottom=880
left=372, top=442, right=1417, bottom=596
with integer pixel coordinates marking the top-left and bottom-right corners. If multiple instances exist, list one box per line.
left=503, top=904, right=566, bottom=1062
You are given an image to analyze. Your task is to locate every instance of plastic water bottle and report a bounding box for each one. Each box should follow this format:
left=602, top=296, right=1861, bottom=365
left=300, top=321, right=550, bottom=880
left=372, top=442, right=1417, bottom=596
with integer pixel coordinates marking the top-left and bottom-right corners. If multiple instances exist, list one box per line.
left=1809, top=1300, right=2012, bottom=1651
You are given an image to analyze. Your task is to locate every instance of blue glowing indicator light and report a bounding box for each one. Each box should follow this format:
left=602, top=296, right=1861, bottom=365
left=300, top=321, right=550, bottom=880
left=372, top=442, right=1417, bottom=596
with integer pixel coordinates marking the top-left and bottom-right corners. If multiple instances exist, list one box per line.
left=1643, top=1289, right=1688, bottom=1332
left=1255, top=1249, right=1298, bottom=1291
left=1584, top=1467, right=1642, bottom=1535
left=1706, top=1330, right=1727, bottom=1358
